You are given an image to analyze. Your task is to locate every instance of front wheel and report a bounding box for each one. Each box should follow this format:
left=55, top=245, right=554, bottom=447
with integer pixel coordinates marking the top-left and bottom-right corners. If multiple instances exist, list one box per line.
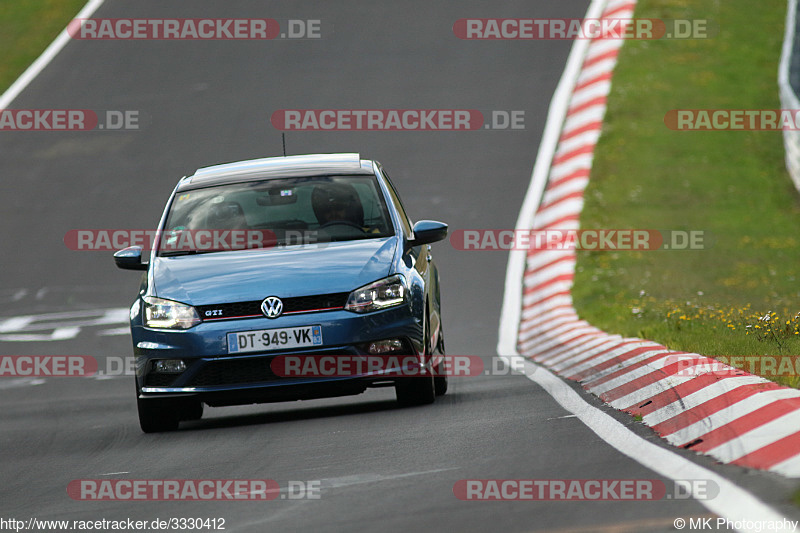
left=180, top=401, right=204, bottom=421
left=396, top=311, right=436, bottom=406
left=434, top=362, right=448, bottom=396
left=433, top=326, right=447, bottom=396
left=136, top=382, right=180, bottom=433
left=395, top=373, right=435, bottom=406
left=137, top=398, right=180, bottom=433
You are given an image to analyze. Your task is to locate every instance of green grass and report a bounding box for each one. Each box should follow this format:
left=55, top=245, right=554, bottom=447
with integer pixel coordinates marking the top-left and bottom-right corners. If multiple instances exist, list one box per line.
left=0, top=0, right=88, bottom=94
left=572, top=0, right=800, bottom=388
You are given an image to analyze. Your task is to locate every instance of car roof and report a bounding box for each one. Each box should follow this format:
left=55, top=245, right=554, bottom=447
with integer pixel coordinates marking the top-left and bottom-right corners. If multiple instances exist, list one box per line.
left=176, top=153, right=375, bottom=191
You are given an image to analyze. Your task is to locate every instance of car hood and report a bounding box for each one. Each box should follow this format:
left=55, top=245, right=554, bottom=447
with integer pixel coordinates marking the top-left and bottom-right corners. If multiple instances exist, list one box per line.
left=151, top=237, right=397, bottom=305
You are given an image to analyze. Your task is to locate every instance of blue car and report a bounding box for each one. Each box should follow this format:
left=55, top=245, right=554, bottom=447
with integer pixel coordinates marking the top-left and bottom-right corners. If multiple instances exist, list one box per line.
left=114, top=153, right=448, bottom=432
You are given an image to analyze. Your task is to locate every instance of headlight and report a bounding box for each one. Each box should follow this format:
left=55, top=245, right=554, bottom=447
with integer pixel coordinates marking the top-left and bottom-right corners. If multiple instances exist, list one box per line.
left=143, top=296, right=201, bottom=329
left=345, top=275, right=407, bottom=313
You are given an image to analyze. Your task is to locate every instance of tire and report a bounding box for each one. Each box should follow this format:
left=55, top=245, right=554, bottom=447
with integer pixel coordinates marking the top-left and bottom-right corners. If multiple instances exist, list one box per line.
left=136, top=382, right=180, bottom=433
left=434, top=362, right=448, bottom=396
left=395, top=310, right=436, bottom=406
left=180, top=401, right=204, bottom=421
left=434, top=325, right=447, bottom=396
left=395, top=373, right=435, bottom=406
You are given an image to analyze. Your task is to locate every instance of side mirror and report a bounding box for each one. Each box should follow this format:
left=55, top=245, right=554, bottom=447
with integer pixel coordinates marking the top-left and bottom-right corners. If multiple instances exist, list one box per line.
left=114, top=246, right=147, bottom=271
left=407, top=220, right=448, bottom=249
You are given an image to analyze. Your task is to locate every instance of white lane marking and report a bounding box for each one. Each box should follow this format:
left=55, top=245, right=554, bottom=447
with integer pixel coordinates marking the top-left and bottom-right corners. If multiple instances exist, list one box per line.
left=98, top=327, right=130, bottom=337
left=0, top=378, right=46, bottom=390
left=315, top=468, right=459, bottom=490
left=0, top=0, right=107, bottom=108
left=0, top=327, right=81, bottom=342
left=0, top=308, right=129, bottom=332
left=52, top=327, right=80, bottom=340
left=241, top=468, right=459, bottom=500
left=99, top=308, right=130, bottom=324
left=547, top=414, right=579, bottom=421
left=0, top=317, right=34, bottom=333
left=505, top=355, right=790, bottom=527
left=0, top=308, right=128, bottom=341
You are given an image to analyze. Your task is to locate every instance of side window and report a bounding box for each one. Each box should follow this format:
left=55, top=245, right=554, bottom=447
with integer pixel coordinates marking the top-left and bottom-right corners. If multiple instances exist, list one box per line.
left=381, top=169, right=413, bottom=237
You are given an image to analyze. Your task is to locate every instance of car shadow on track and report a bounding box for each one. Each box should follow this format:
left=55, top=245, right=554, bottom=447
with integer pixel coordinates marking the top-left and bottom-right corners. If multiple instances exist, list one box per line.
left=174, top=397, right=419, bottom=432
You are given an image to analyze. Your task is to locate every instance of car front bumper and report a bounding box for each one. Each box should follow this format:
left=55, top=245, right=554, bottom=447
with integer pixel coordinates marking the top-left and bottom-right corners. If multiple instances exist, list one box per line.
left=133, top=305, right=426, bottom=403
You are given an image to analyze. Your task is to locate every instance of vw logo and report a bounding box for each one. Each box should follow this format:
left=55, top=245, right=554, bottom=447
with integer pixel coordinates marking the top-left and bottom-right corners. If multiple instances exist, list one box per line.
left=261, top=296, right=283, bottom=318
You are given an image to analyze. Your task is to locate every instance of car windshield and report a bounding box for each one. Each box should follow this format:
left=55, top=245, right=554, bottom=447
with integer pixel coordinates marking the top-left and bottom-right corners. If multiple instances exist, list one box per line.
left=158, top=175, right=395, bottom=256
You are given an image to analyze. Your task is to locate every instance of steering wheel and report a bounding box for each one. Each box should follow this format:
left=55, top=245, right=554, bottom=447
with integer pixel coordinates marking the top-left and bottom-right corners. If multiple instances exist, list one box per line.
left=319, top=220, right=365, bottom=232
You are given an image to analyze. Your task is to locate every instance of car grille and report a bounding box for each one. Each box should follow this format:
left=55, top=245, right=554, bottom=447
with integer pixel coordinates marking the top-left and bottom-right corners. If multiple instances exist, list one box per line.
left=196, top=292, right=349, bottom=321
left=143, top=373, right=179, bottom=387
left=184, top=358, right=279, bottom=387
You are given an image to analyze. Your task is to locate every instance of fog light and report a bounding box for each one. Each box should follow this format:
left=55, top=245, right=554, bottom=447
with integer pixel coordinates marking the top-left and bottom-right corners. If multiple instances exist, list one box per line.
left=367, top=339, right=405, bottom=355
left=153, top=359, right=186, bottom=373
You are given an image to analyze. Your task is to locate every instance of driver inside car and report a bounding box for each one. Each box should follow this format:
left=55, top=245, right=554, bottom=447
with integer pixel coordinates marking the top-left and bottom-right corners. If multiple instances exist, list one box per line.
left=311, top=182, right=365, bottom=229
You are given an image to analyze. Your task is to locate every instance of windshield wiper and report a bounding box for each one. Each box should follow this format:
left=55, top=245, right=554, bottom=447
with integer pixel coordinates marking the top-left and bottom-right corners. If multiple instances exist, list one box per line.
left=159, top=249, right=216, bottom=257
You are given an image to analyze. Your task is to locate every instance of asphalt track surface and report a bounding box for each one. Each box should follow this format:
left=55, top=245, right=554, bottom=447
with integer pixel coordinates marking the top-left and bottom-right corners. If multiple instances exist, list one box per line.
left=1, top=1, right=800, bottom=532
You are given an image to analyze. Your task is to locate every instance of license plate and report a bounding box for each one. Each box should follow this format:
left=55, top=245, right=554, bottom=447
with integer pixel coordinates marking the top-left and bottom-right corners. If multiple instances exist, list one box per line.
left=227, top=325, right=323, bottom=354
